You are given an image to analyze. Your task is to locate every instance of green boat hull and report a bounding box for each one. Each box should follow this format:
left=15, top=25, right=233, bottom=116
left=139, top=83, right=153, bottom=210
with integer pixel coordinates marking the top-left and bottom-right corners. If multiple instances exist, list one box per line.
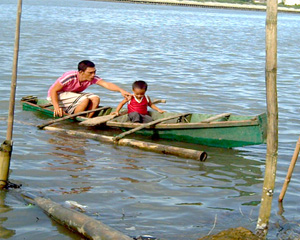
left=119, top=122, right=266, bottom=148
left=21, top=97, right=267, bottom=148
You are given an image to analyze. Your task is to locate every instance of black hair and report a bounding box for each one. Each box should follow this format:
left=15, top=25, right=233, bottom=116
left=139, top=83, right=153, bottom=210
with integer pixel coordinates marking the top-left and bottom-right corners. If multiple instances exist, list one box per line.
left=132, top=80, right=148, bottom=91
left=78, top=60, right=95, bottom=72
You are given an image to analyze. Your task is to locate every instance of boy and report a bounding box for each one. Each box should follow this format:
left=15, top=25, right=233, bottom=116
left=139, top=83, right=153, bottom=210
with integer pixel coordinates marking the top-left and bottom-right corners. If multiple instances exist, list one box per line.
left=112, top=80, right=165, bottom=123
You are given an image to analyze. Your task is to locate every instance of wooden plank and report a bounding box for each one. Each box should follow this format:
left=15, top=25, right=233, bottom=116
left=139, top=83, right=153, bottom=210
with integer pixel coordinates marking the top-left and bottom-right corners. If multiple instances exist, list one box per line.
left=113, top=113, right=190, bottom=141
left=39, top=103, right=53, bottom=108
left=107, top=119, right=259, bottom=129
left=79, top=110, right=126, bottom=126
left=200, top=113, right=231, bottom=123
left=37, top=106, right=111, bottom=129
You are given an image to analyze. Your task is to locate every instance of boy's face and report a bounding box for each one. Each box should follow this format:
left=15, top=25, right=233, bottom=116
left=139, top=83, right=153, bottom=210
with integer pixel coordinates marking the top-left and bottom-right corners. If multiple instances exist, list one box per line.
left=133, top=88, right=146, bottom=100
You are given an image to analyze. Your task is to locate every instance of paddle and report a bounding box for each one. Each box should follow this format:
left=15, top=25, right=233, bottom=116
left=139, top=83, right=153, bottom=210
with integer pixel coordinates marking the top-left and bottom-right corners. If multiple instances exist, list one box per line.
left=79, top=111, right=125, bottom=126
left=79, top=99, right=167, bottom=127
left=113, top=113, right=190, bottom=142
left=37, top=106, right=111, bottom=129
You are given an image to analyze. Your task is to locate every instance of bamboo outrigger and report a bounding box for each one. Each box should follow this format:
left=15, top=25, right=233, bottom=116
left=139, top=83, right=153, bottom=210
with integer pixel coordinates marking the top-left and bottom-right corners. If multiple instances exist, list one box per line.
left=21, top=96, right=267, bottom=149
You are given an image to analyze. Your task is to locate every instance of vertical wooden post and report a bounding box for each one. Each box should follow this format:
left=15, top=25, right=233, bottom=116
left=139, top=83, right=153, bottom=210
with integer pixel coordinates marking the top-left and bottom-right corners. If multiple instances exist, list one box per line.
left=0, top=0, right=23, bottom=189
left=256, top=0, right=278, bottom=237
left=278, top=137, right=300, bottom=202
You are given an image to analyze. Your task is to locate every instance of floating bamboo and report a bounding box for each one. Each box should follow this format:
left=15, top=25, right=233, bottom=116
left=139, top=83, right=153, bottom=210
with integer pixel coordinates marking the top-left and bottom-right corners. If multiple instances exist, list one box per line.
left=256, top=0, right=278, bottom=236
left=0, top=0, right=23, bottom=190
left=43, top=126, right=207, bottom=161
left=21, top=193, right=131, bottom=240
left=278, top=137, right=300, bottom=202
left=37, top=106, right=111, bottom=129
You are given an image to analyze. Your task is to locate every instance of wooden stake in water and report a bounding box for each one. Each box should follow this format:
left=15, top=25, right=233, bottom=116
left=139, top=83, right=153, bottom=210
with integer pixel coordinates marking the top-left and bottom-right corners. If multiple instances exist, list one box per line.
left=256, top=0, right=278, bottom=236
left=278, top=137, right=300, bottom=202
left=0, top=0, right=23, bottom=189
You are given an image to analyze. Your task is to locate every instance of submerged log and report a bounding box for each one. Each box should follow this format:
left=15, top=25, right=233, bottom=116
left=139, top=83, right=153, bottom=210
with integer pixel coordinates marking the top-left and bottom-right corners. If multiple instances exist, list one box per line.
left=43, top=126, right=207, bottom=161
left=21, top=194, right=131, bottom=240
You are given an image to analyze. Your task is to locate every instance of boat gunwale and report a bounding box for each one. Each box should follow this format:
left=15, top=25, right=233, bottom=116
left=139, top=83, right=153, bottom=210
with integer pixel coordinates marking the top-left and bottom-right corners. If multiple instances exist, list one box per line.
left=21, top=100, right=88, bottom=121
left=106, top=117, right=262, bottom=129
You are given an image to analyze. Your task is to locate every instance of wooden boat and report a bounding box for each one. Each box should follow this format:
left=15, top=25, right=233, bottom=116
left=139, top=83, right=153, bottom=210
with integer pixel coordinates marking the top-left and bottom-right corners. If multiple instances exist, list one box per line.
left=21, top=96, right=267, bottom=148
left=20, top=96, right=112, bottom=122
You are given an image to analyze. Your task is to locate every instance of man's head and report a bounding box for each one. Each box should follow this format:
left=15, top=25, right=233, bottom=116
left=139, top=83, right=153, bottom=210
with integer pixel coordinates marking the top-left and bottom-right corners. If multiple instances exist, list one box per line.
left=78, top=60, right=96, bottom=81
left=132, top=81, right=148, bottom=99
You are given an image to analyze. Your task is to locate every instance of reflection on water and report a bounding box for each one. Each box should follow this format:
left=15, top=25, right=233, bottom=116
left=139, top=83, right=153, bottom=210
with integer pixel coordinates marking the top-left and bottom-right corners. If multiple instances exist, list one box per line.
left=45, top=133, right=95, bottom=195
left=0, top=192, right=16, bottom=239
left=275, top=202, right=300, bottom=240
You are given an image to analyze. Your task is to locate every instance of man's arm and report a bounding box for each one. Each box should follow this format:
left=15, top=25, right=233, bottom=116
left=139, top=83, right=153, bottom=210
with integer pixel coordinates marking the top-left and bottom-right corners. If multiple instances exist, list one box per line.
left=49, top=82, right=64, bottom=117
left=96, top=80, right=131, bottom=99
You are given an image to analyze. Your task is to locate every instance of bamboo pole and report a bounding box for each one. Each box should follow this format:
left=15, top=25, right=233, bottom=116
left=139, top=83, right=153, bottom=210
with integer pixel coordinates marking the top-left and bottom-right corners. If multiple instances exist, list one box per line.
left=278, top=137, right=300, bottom=202
left=7, top=0, right=22, bottom=141
left=20, top=193, right=132, bottom=240
left=0, top=0, right=23, bottom=190
left=43, top=126, right=207, bottom=161
left=0, top=141, right=13, bottom=188
left=113, top=113, right=190, bottom=141
left=256, top=0, right=278, bottom=236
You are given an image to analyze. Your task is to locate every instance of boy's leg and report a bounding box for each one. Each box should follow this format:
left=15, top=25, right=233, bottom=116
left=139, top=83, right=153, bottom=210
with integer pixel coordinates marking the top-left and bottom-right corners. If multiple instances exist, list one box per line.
left=128, top=112, right=142, bottom=123
left=141, top=114, right=153, bottom=123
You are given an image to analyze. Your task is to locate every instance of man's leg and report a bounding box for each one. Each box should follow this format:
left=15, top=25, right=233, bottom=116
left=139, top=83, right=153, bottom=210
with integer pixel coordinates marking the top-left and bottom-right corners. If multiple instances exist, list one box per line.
left=86, top=96, right=100, bottom=118
left=73, top=98, right=90, bottom=115
left=128, top=112, right=142, bottom=123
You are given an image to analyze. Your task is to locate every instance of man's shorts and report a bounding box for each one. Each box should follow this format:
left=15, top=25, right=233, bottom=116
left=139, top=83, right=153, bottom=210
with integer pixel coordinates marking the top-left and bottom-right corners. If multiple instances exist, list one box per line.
left=47, top=92, right=99, bottom=114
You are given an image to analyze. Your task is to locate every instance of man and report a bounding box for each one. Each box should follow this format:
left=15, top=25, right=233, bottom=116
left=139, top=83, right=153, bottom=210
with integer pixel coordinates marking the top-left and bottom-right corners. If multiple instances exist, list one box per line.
left=47, top=60, right=131, bottom=118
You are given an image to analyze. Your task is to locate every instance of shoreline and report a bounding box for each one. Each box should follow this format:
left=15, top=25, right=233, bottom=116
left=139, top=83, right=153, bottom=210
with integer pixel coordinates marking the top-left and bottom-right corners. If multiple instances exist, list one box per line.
left=90, top=0, right=300, bottom=13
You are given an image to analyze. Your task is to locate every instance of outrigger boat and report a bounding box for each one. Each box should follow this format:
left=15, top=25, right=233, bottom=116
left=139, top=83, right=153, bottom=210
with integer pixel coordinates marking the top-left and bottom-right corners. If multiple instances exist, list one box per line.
left=21, top=96, right=267, bottom=148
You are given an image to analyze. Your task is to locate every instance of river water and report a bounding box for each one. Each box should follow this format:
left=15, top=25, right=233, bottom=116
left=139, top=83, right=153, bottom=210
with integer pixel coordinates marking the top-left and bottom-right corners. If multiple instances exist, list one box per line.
left=1, top=0, right=300, bottom=239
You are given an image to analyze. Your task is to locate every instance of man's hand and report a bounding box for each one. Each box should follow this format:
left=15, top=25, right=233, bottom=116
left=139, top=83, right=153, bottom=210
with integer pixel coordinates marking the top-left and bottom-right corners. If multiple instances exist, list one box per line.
left=158, top=110, right=165, bottom=114
left=54, top=107, right=64, bottom=117
left=120, top=90, right=132, bottom=100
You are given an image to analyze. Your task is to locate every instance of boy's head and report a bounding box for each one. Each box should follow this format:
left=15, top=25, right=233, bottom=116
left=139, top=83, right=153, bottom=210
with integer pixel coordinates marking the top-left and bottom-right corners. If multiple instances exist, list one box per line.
left=132, top=81, right=148, bottom=91
left=132, top=81, right=148, bottom=98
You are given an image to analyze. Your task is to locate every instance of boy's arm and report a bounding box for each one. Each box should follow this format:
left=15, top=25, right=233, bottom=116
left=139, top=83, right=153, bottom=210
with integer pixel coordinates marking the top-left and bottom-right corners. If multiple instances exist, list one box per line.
left=111, top=98, right=129, bottom=115
left=148, top=97, right=165, bottom=113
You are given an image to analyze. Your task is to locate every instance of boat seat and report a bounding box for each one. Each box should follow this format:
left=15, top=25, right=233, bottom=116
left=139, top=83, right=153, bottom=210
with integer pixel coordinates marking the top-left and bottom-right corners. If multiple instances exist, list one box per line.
left=201, top=113, right=231, bottom=123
